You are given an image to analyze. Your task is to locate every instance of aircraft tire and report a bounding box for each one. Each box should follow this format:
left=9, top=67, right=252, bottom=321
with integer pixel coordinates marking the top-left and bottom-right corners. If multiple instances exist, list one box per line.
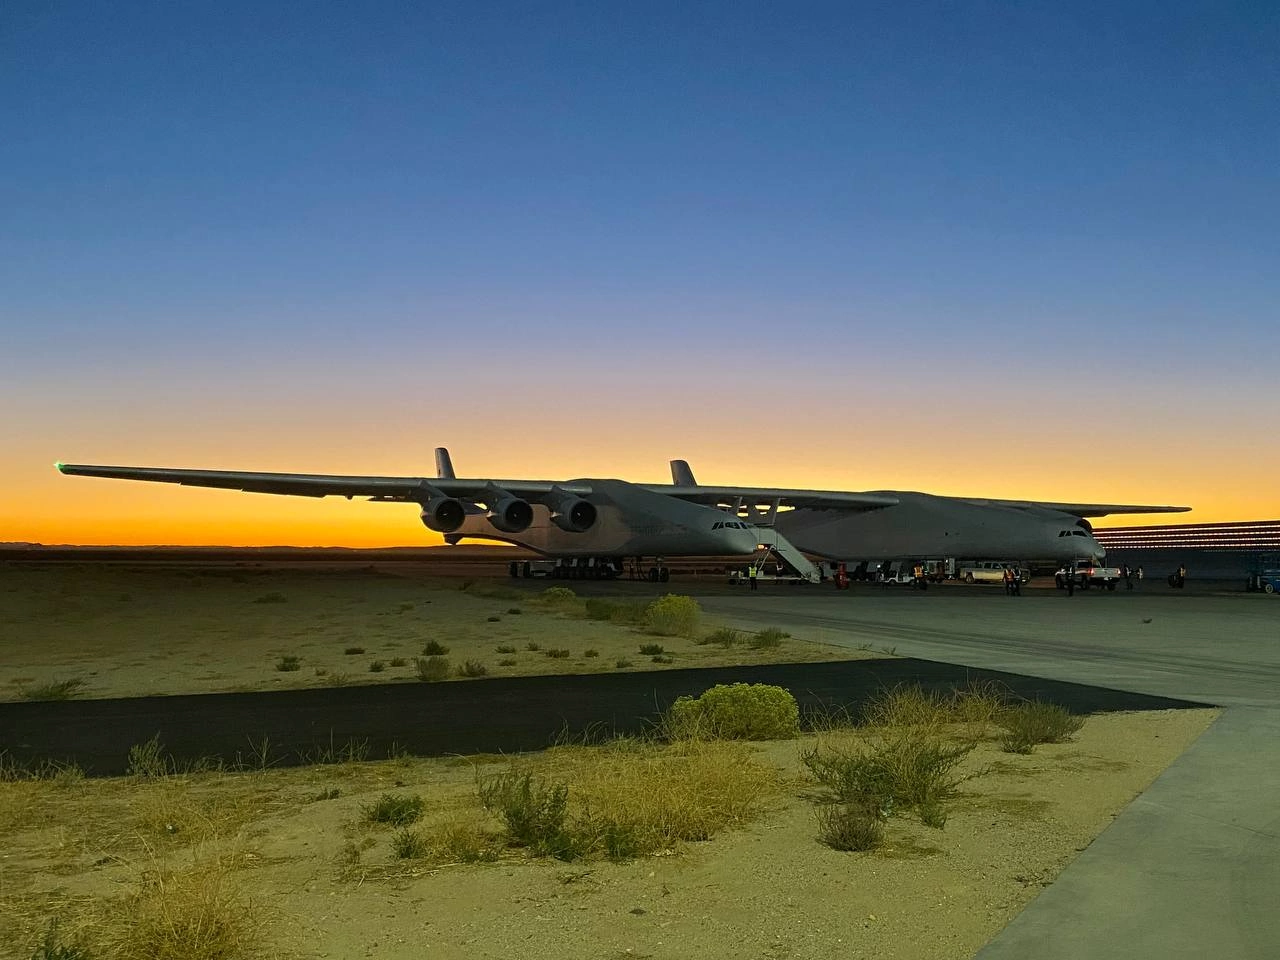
left=964, top=573, right=974, bottom=584
left=659, top=567, right=670, bottom=583
left=648, top=567, right=659, bottom=582
left=1265, top=583, right=1275, bottom=594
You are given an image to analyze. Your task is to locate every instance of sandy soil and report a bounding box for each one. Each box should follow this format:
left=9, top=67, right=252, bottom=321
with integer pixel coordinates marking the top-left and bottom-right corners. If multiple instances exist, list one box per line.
left=0, top=709, right=1217, bottom=960
left=0, top=564, right=873, bottom=702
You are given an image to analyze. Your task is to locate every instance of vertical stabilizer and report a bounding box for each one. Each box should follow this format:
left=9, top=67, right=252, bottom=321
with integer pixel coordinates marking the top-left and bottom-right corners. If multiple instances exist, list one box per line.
left=670, top=459, right=697, bottom=486
left=435, top=447, right=456, bottom=480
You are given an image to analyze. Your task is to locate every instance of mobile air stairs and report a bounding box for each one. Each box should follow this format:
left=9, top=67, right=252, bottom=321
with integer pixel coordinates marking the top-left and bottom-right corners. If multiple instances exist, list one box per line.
left=749, top=527, right=823, bottom=584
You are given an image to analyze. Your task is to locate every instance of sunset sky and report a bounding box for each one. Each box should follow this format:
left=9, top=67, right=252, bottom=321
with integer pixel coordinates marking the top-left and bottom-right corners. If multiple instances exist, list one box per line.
left=3, top=1, right=1277, bottom=546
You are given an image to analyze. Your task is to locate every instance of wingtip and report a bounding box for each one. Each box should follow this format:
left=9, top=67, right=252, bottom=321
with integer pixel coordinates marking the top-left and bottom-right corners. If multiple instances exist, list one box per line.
left=54, top=461, right=66, bottom=473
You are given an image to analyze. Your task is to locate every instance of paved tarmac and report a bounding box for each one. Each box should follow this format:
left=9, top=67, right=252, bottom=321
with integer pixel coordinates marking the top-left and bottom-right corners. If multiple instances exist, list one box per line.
left=0, top=657, right=1194, bottom=777
left=698, top=583, right=1280, bottom=960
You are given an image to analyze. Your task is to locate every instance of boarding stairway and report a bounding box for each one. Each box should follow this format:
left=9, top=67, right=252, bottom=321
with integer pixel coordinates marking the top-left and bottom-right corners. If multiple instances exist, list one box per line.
left=750, top=527, right=823, bottom=584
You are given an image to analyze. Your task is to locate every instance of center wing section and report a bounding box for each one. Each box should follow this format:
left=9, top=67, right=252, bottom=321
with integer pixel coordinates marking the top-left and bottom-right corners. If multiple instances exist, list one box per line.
left=54, top=463, right=590, bottom=502
left=646, top=483, right=899, bottom=512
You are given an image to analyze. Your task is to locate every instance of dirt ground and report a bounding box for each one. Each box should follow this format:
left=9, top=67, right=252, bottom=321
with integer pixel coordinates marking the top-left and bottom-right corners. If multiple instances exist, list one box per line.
left=0, top=564, right=875, bottom=702
left=0, top=561, right=1220, bottom=958
left=0, top=709, right=1217, bottom=960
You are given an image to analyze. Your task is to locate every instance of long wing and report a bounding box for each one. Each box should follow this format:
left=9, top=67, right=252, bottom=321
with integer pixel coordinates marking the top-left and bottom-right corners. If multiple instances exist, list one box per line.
left=645, top=484, right=899, bottom=511
left=967, top=498, right=1192, bottom=518
left=54, top=463, right=590, bottom=502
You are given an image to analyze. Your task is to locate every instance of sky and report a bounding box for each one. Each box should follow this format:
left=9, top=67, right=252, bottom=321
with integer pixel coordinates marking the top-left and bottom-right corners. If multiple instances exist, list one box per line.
left=2, top=1, right=1277, bottom=546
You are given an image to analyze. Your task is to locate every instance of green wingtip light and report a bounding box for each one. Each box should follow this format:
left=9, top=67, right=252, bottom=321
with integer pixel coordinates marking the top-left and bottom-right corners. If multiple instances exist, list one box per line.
left=54, top=461, right=66, bottom=472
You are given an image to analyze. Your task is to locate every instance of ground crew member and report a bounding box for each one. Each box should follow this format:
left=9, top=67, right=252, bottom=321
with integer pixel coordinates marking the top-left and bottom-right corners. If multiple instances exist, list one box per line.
left=748, top=564, right=758, bottom=591
left=1003, top=566, right=1014, bottom=596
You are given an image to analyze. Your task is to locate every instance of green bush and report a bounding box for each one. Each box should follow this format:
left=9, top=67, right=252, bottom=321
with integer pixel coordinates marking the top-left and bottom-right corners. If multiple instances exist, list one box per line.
left=651, top=655, right=674, bottom=664
left=458, top=660, right=489, bottom=677
left=22, top=678, right=88, bottom=701
left=615, top=658, right=633, bottom=669
left=583, top=649, right=599, bottom=658
left=422, top=640, right=450, bottom=656
left=389, top=657, right=407, bottom=667
left=815, top=802, right=884, bottom=851
left=999, top=701, right=1084, bottom=753
left=478, top=771, right=580, bottom=860
left=369, top=660, right=386, bottom=673
left=343, top=646, right=365, bottom=655
left=644, top=594, right=701, bottom=637
left=274, top=655, right=301, bottom=672
left=545, top=648, right=571, bottom=659
left=541, top=586, right=577, bottom=604
left=639, top=643, right=666, bottom=656
left=414, top=656, right=451, bottom=681
left=363, top=792, right=425, bottom=826
left=666, top=683, right=800, bottom=741
left=526, top=642, right=542, bottom=652
left=496, top=644, right=518, bottom=654
left=507, top=607, right=522, bottom=615
left=584, top=598, right=618, bottom=621
left=498, top=658, right=518, bottom=667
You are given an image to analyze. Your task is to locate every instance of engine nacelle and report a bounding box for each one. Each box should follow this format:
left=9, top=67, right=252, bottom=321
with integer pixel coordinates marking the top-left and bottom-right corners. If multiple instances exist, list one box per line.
left=420, top=496, right=465, bottom=534
left=487, top=495, right=534, bottom=534
left=548, top=496, right=597, bottom=533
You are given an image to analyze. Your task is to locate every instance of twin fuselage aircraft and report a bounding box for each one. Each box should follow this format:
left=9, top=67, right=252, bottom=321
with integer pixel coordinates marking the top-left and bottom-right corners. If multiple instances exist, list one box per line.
left=56, top=448, right=1188, bottom=571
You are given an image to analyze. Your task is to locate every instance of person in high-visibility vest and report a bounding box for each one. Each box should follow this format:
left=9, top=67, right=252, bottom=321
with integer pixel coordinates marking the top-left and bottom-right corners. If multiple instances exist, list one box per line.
left=748, top=564, right=758, bottom=591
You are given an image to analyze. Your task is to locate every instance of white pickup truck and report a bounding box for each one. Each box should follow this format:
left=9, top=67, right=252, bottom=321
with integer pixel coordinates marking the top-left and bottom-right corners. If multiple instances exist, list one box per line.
left=1055, top=559, right=1123, bottom=591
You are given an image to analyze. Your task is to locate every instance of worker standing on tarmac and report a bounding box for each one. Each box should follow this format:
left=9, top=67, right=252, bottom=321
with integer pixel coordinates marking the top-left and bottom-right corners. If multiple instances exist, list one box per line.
left=748, top=564, right=758, bottom=591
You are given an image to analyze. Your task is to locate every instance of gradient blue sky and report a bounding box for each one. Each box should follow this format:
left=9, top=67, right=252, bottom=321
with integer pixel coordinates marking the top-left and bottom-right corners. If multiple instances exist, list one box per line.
left=3, top=1, right=1277, bottom=544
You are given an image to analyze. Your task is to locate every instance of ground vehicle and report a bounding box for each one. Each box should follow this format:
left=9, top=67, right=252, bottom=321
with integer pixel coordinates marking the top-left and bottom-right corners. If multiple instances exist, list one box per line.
left=1246, top=555, right=1280, bottom=594
left=958, top=560, right=1029, bottom=584
left=1055, top=559, right=1123, bottom=590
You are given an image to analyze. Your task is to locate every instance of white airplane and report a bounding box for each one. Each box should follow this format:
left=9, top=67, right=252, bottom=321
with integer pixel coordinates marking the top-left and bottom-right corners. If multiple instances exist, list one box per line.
left=56, top=448, right=1188, bottom=580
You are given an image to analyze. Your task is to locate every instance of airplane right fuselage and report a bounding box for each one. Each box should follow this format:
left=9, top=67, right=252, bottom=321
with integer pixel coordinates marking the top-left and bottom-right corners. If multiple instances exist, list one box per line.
left=777, top=492, right=1104, bottom=562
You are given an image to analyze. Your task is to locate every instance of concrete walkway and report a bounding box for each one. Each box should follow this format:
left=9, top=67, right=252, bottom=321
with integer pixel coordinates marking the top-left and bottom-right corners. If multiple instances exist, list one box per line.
left=700, top=586, right=1280, bottom=959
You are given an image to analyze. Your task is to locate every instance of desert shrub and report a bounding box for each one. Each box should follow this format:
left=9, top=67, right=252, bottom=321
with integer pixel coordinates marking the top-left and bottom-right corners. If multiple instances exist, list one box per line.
left=479, top=771, right=578, bottom=860
left=862, top=681, right=1011, bottom=735
left=275, top=655, right=300, bottom=672
left=496, top=644, right=518, bottom=653
left=392, top=828, right=429, bottom=859
left=701, top=627, right=742, bottom=648
left=643, top=594, right=701, bottom=637
left=815, top=802, right=885, bottom=851
left=22, top=678, right=87, bottom=700
left=422, top=640, right=450, bottom=656
left=363, top=792, right=425, bottom=826
left=999, top=701, right=1084, bottom=753
left=414, top=656, right=451, bottom=682
left=127, top=735, right=171, bottom=779
left=638, top=643, right=665, bottom=656
left=666, top=683, right=800, bottom=741
left=369, top=661, right=385, bottom=673
left=458, top=660, right=489, bottom=677
left=651, top=655, right=674, bottom=664
left=397, top=602, right=415, bottom=613
left=251, top=592, right=287, bottom=604
left=615, top=659, right=633, bottom=669
left=498, top=658, right=518, bottom=667
left=749, top=627, right=789, bottom=649
left=541, top=586, right=577, bottom=604
left=583, top=649, right=599, bottom=658
left=343, top=646, right=365, bottom=655
left=507, top=607, right=522, bottom=615
left=327, top=672, right=351, bottom=687
left=312, top=788, right=341, bottom=801
left=431, top=820, right=503, bottom=863
left=486, top=616, right=501, bottom=623
left=526, top=642, right=542, bottom=652
left=801, top=730, right=974, bottom=824
left=389, top=657, right=407, bottom=667
left=545, top=648, right=571, bottom=659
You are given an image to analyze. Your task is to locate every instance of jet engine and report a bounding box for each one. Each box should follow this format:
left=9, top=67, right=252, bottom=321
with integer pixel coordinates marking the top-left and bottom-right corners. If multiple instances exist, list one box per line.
left=420, top=496, right=465, bottom=534
left=487, top=494, right=534, bottom=533
left=547, top=494, right=597, bottom=533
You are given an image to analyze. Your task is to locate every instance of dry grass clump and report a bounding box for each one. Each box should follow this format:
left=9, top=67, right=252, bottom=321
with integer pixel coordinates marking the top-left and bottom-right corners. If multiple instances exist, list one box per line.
left=101, top=858, right=267, bottom=960
left=414, top=656, right=450, bottom=682
left=861, top=681, right=1008, bottom=737
left=999, top=701, right=1085, bottom=753
left=477, top=738, right=779, bottom=862
left=748, top=628, right=789, bottom=650
left=21, top=678, right=87, bottom=701
left=583, top=598, right=646, bottom=624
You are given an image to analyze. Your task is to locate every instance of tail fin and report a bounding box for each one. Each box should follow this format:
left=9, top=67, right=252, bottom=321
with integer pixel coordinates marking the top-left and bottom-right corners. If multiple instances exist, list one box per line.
left=435, top=447, right=456, bottom=479
left=669, top=459, right=697, bottom=486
